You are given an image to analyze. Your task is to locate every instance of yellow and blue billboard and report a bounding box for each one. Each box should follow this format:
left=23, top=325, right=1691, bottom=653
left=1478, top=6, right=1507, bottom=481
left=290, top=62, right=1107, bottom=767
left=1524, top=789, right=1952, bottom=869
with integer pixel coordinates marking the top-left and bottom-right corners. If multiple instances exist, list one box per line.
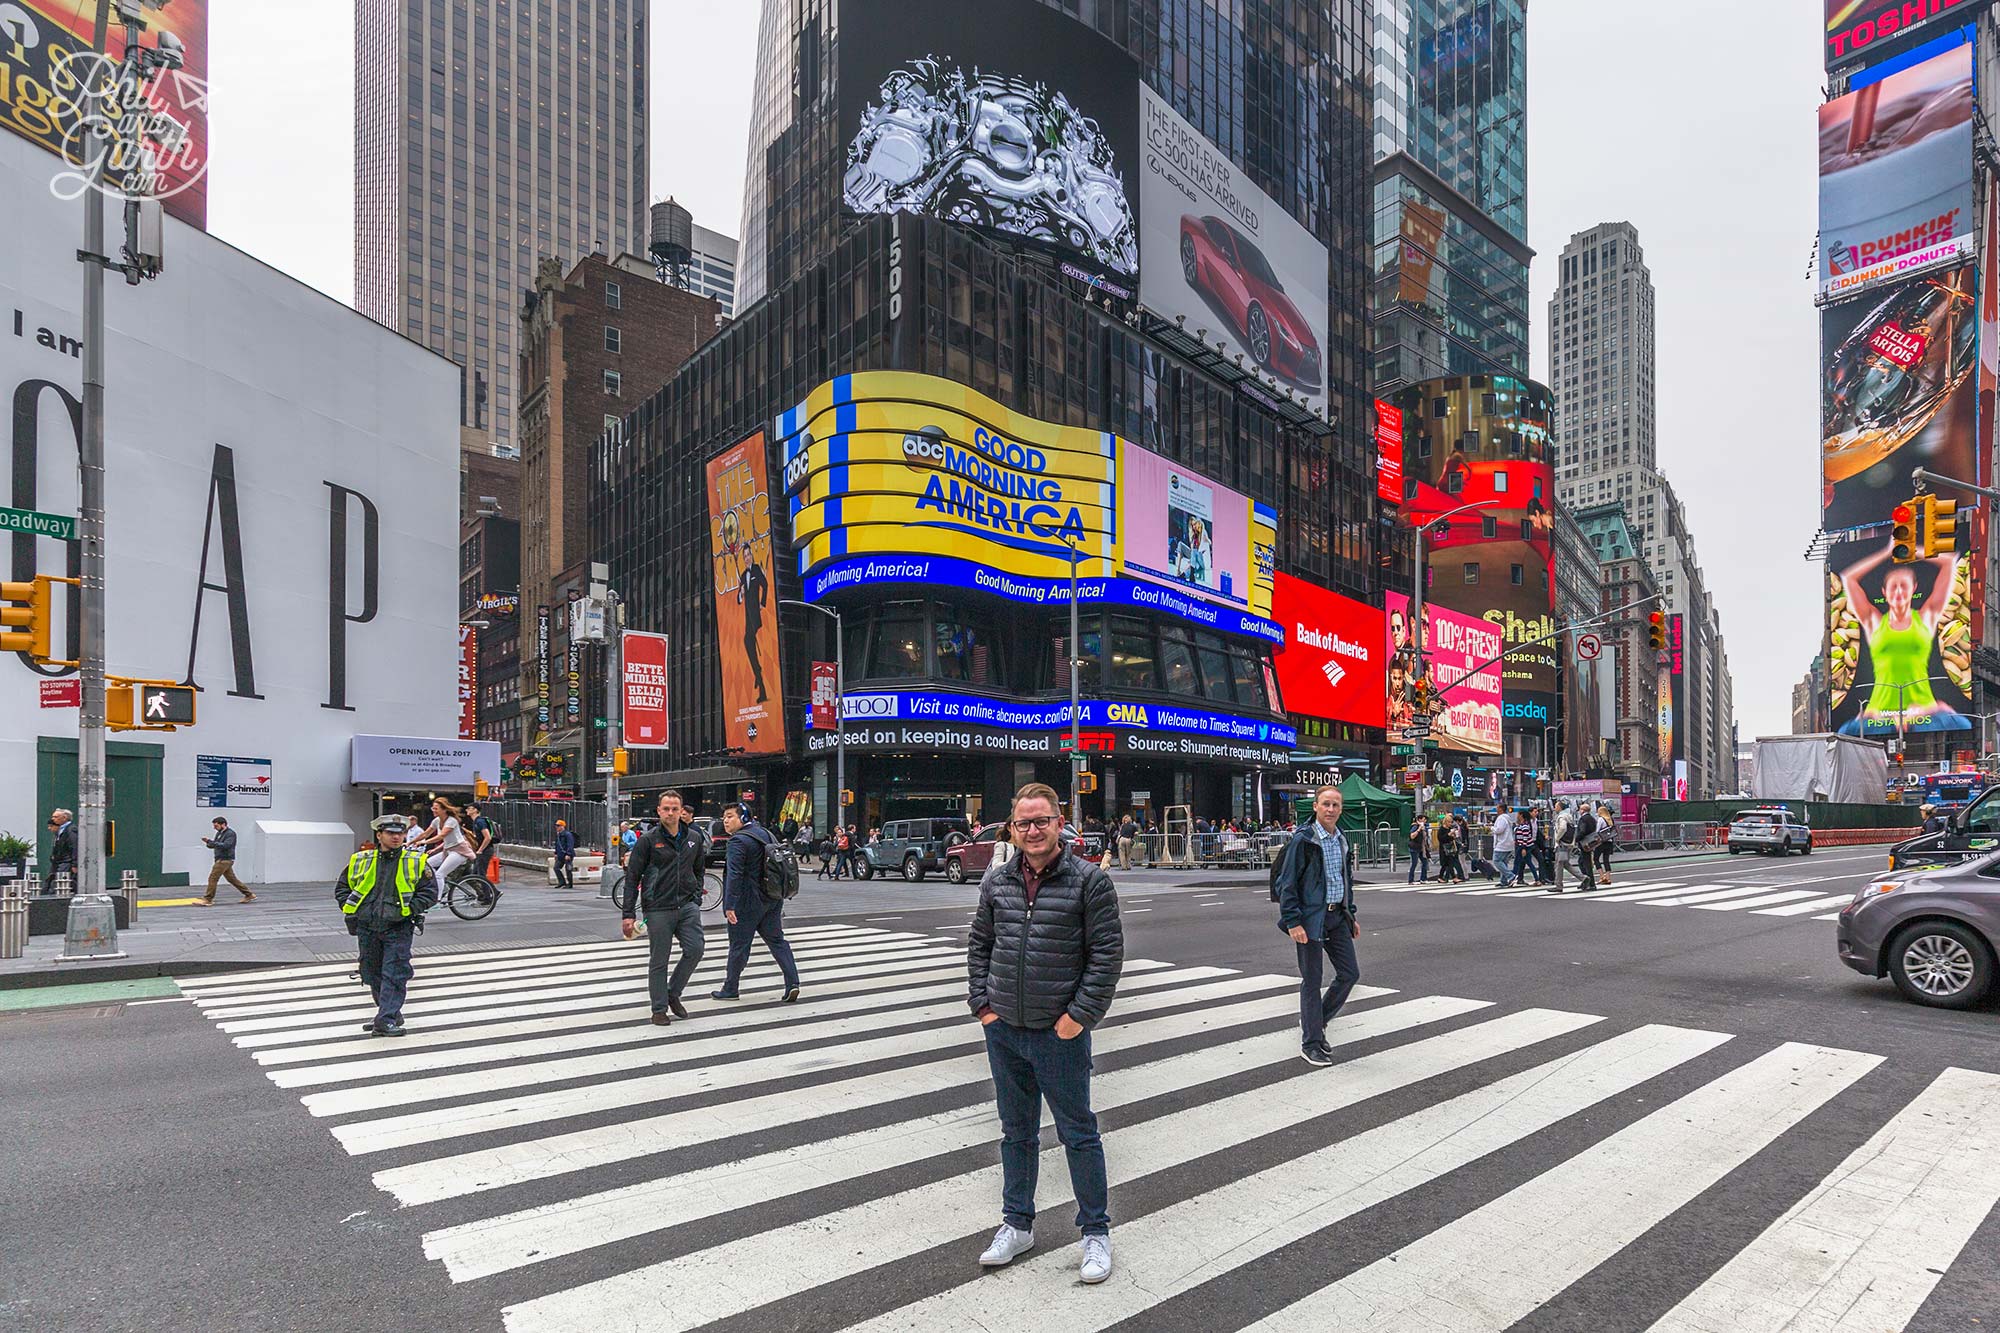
left=776, top=372, right=1279, bottom=643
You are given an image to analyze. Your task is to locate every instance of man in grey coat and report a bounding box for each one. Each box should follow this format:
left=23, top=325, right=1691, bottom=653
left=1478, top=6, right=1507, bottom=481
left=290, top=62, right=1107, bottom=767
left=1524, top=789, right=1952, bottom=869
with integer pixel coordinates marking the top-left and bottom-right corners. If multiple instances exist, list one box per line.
left=967, top=781, right=1124, bottom=1285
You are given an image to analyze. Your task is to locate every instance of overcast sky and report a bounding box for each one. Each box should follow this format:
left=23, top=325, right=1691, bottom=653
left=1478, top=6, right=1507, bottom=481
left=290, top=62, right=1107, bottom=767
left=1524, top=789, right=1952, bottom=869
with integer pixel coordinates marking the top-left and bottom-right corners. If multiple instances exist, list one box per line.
left=206, top=0, right=1817, bottom=738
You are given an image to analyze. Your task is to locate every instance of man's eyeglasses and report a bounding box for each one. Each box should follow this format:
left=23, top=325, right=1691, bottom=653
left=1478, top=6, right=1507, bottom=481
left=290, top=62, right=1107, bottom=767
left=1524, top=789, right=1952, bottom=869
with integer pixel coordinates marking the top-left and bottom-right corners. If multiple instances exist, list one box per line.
left=1009, top=816, right=1057, bottom=833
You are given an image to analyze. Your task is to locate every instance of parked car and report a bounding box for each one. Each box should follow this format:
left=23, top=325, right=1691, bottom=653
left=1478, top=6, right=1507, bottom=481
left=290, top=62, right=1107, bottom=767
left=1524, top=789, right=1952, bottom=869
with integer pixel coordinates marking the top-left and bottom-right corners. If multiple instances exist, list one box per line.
left=1837, top=851, right=2000, bottom=1009
left=859, top=817, right=972, bottom=882
left=1726, top=806, right=1812, bottom=856
left=944, top=826, right=1009, bottom=883
left=1178, top=213, right=1321, bottom=391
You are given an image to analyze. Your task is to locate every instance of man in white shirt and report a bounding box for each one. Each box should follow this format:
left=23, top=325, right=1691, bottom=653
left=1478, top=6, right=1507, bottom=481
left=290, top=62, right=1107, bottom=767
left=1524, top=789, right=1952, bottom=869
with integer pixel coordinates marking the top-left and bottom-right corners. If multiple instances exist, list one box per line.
left=1490, top=808, right=1517, bottom=887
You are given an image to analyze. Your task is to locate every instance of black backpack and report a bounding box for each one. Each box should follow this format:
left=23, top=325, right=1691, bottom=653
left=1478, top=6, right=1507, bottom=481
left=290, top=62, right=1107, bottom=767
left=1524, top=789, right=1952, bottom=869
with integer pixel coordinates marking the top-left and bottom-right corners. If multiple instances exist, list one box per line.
left=759, top=829, right=801, bottom=901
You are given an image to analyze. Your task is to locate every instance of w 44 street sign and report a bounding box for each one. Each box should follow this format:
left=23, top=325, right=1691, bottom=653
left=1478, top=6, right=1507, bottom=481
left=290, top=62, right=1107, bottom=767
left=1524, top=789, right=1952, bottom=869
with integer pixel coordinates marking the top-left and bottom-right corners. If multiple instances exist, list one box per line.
left=0, top=506, right=75, bottom=542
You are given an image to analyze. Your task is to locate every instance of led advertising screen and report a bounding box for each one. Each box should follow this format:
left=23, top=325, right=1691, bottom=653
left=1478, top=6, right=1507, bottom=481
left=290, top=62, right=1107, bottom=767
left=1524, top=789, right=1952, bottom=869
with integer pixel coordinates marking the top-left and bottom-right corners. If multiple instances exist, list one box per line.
left=1271, top=574, right=1385, bottom=728
left=1418, top=1, right=1510, bottom=101
left=1386, top=592, right=1502, bottom=755
left=779, top=371, right=1282, bottom=643
left=1825, top=0, right=1978, bottom=68
left=1375, top=399, right=1405, bottom=505
left=838, top=0, right=1140, bottom=281
left=1135, top=84, right=1329, bottom=411
left=706, top=433, right=787, bottom=756
left=0, top=0, right=208, bottom=229
left=1818, top=44, right=1972, bottom=300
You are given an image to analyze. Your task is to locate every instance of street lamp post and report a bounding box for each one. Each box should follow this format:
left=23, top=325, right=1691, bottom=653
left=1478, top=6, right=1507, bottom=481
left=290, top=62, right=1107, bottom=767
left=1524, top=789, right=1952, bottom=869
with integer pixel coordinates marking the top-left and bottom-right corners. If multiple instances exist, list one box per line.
left=779, top=599, right=844, bottom=843
left=1065, top=536, right=1083, bottom=830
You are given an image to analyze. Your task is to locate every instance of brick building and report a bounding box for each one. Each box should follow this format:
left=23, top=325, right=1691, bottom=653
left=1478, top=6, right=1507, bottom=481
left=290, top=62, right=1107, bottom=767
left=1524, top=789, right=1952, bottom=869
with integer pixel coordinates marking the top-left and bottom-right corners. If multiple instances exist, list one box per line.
left=512, top=252, right=720, bottom=767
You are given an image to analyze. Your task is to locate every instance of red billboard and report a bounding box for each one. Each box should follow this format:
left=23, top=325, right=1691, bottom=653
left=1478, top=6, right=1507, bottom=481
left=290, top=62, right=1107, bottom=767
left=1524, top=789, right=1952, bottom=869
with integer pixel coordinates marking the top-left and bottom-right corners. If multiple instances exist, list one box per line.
left=622, top=630, right=670, bottom=749
left=810, top=660, right=837, bottom=730
left=0, top=0, right=209, bottom=229
left=1271, top=574, right=1385, bottom=727
left=457, top=625, right=477, bottom=739
left=1374, top=400, right=1404, bottom=505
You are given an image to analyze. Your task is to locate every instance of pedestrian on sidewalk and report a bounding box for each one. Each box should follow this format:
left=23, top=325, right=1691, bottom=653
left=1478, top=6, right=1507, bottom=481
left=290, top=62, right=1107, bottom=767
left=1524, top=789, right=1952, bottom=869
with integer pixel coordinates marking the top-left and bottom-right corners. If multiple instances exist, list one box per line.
left=1592, top=803, right=1617, bottom=885
left=1550, top=803, right=1579, bottom=894
left=333, top=815, right=438, bottom=1037
left=710, top=802, right=801, bottom=1003
left=619, top=790, right=710, bottom=1026
left=1273, top=784, right=1361, bottom=1069
left=1435, top=815, right=1464, bottom=882
left=464, top=802, right=499, bottom=902
left=967, top=781, right=1124, bottom=1285
left=45, top=808, right=75, bottom=889
left=1405, top=817, right=1431, bottom=883
left=200, top=816, right=256, bottom=903
left=1513, top=807, right=1539, bottom=885
left=1490, top=807, right=1517, bottom=886
left=1567, top=803, right=1602, bottom=892
left=553, top=820, right=576, bottom=890
left=1116, top=812, right=1137, bottom=870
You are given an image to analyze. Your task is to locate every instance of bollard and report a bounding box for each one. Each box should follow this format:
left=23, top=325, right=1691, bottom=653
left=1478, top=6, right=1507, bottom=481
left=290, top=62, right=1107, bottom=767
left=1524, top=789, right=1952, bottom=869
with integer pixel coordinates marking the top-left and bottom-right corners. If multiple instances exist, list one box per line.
left=0, top=883, right=26, bottom=960
left=56, top=893, right=126, bottom=962
left=120, top=869, right=141, bottom=925
left=53, top=871, right=72, bottom=896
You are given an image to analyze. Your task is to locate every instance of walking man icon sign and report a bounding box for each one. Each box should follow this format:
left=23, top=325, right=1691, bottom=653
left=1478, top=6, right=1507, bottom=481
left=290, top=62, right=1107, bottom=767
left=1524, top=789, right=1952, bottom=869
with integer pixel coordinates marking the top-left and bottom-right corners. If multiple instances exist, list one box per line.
left=146, top=691, right=170, bottom=719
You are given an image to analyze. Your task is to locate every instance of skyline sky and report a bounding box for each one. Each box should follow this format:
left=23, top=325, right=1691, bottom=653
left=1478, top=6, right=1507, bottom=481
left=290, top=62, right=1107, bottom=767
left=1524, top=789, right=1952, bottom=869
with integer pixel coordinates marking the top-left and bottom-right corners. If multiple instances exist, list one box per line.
left=202, top=0, right=1819, bottom=740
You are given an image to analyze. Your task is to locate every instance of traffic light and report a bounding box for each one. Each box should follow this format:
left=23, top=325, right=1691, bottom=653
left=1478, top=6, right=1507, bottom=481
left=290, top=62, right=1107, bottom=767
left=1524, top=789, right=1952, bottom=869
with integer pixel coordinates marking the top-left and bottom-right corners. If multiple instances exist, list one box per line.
left=1928, top=496, right=1960, bottom=556
left=1411, top=677, right=1432, bottom=713
left=0, top=575, right=56, bottom=660
left=1077, top=771, right=1099, bottom=795
left=1890, top=500, right=1919, bottom=563
left=1647, top=611, right=1668, bottom=652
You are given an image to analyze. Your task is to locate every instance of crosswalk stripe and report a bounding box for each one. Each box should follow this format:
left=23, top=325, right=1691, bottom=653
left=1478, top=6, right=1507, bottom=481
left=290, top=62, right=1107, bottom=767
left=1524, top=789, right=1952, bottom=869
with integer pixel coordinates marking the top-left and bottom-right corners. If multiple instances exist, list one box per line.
left=370, top=985, right=1397, bottom=1206
left=498, top=1006, right=1605, bottom=1333
left=1640, top=884, right=1799, bottom=908
left=1647, top=1066, right=2000, bottom=1333
left=1456, top=884, right=1556, bottom=897
left=840, top=1022, right=1729, bottom=1333
left=198, top=934, right=947, bottom=1019
left=267, top=959, right=1174, bottom=1085
left=1751, top=893, right=1858, bottom=918
left=211, top=941, right=955, bottom=1035
left=335, top=973, right=1315, bottom=1154
left=250, top=956, right=1032, bottom=1067
left=1813, top=912, right=1841, bottom=921
left=1688, top=890, right=1826, bottom=912
left=299, top=964, right=1239, bottom=1117
left=1553, top=882, right=1700, bottom=902
left=228, top=948, right=971, bottom=1048
left=1240, top=1041, right=1881, bottom=1332
left=182, top=923, right=877, bottom=1001
left=422, top=993, right=1489, bottom=1283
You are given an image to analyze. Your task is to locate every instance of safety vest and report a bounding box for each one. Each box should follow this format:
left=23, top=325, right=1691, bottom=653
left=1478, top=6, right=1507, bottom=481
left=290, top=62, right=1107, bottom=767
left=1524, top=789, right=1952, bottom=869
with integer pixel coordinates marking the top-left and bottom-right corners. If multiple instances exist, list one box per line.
left=341, top=848, right=424, bottom=917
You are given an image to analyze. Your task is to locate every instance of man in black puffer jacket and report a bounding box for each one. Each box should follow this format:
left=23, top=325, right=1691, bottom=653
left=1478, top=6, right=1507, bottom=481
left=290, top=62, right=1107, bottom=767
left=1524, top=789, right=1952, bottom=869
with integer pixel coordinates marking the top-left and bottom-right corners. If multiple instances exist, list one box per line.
left=966, top=782, right=1124, bottom=1285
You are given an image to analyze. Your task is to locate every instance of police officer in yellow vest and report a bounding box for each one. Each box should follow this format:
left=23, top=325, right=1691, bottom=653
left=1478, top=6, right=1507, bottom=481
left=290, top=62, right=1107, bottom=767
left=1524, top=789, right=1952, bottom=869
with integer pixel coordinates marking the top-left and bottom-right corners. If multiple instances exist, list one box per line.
left=334, top=815, right=440, bottom=1037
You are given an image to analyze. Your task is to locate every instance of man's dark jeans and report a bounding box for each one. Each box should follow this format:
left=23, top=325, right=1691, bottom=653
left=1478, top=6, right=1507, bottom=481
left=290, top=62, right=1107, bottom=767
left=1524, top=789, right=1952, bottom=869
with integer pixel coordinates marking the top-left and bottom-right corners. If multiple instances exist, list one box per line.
left=643, top=904, right=705, bottom=1014
left=983, top=1019, right=1109, bottom=1236
left=553, top=856, right=573, bottom=890
left=1296, top=920, right=1361, bottom=1050
left=356, top=923, right=415, bottom=1022
left=717, top=897, right=800, bottom=995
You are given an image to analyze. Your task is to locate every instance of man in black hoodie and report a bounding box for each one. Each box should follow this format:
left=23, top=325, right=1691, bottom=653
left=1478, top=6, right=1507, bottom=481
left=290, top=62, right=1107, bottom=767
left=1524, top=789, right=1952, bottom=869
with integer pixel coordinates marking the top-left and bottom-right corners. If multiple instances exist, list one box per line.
left=966, top=782, right=1124, bottom=1285
left=620, top=790, right=710, bottom=1025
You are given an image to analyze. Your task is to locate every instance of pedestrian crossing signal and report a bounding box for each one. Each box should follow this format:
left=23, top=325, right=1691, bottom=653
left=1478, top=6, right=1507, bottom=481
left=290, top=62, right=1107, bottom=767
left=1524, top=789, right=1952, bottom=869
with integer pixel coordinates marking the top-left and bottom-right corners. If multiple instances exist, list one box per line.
left=1077, top=771, right=1099, bottom=795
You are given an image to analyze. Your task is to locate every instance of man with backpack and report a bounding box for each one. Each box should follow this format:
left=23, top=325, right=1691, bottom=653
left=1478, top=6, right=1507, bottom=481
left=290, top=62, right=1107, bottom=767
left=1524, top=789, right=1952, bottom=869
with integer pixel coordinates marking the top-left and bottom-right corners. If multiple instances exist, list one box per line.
left=1272, top=784, right=1361, bottom=1068
left=710, top=802, right=802, bottom=1003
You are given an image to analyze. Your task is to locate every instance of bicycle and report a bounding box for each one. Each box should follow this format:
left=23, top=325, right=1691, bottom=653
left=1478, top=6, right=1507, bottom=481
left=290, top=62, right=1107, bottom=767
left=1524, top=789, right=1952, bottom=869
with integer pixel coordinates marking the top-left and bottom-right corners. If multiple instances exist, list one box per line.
left=438, top=862, right=501, bottom=921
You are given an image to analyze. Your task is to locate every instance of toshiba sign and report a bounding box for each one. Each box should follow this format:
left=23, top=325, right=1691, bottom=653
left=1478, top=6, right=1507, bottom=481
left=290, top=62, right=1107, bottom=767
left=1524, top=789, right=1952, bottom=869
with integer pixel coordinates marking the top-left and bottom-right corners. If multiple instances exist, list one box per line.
left=1825, top=0, right=1975, bottom=67
left=1272, top=573, right=1384, bottom=728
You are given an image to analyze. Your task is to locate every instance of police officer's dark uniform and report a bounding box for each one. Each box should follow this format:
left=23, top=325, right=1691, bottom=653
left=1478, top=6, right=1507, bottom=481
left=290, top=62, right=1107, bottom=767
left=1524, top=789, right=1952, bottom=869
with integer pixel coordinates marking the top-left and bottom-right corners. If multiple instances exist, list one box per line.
left=334, top=816, right=439, bottom=1037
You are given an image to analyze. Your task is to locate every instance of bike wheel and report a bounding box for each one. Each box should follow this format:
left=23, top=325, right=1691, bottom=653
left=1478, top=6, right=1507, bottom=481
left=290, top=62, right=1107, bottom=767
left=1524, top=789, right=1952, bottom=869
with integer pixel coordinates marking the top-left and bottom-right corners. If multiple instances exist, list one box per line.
left=447, top=878, right=496, bottom=921
left=701, top=871, right=724, bottom=913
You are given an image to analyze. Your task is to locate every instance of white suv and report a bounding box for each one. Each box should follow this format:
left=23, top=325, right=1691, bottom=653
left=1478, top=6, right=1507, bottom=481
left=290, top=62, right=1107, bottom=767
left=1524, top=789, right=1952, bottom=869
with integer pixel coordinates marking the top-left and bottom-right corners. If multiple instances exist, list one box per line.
left=1727, top=806, right=1813, bottom=857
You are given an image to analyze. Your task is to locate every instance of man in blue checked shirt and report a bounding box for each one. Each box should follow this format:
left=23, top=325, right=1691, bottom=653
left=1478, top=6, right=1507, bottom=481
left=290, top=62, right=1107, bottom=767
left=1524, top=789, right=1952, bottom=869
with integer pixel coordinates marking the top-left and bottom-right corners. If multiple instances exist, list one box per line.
left=1272, top=784, right=1362, bottom=1067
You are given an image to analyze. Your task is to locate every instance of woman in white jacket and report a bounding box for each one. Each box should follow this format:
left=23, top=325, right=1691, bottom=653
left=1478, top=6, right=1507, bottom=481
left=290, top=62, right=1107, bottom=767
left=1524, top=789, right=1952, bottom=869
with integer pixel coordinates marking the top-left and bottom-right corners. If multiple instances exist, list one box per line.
left=418, top=797, right=477, bottom=888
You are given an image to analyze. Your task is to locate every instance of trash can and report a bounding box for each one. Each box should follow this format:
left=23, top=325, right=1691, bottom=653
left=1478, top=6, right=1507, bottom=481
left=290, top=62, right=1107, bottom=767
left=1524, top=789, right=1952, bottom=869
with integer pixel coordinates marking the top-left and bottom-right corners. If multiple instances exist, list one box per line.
left=57, top=893, right=126, bottom=962
left=0, top=883, right=26, bottom=960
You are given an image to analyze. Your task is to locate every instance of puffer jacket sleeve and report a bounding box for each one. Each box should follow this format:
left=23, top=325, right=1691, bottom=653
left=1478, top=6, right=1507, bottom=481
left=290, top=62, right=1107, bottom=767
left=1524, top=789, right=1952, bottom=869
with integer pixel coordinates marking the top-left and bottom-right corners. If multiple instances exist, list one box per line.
left=966, top=877, right=996, bottom=1017
left=1066, top=866, right=1123, bottom=1028
left=1273, top=832, right=1307, bottom=932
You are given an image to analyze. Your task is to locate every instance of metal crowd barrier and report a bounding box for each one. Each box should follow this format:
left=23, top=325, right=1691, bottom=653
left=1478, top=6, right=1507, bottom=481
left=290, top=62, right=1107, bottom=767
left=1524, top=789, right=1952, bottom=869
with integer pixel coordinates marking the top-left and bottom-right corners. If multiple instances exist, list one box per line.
left=478, top=799, right=613, bottom=856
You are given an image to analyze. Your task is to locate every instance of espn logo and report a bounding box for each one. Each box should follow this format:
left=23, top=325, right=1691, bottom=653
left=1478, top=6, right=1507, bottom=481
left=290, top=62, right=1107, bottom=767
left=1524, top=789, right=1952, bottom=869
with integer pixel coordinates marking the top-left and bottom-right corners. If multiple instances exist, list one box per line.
left=1321, top=660, right=1346, bottom=688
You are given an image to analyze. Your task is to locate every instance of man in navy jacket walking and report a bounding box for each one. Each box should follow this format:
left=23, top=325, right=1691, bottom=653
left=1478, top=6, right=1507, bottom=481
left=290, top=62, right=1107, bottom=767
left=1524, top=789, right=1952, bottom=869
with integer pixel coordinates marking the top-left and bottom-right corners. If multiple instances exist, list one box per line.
left=1273, top=784, right=1361, bottom=1067
left=710, top=803, right=801, bottom=1002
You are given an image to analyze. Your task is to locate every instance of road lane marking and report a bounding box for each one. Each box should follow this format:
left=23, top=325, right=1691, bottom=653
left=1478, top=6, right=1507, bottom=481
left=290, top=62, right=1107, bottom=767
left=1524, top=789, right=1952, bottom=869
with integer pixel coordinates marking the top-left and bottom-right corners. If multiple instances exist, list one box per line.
left=1753, top=893, right=1861, bottom=917
left=1688, top=890, right=1829, bottom=912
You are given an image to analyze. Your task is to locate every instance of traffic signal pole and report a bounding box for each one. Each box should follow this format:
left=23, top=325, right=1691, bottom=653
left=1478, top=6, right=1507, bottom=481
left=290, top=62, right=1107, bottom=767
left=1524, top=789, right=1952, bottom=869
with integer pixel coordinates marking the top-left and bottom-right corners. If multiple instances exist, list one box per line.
left=74, top=1, right=115, bottom=898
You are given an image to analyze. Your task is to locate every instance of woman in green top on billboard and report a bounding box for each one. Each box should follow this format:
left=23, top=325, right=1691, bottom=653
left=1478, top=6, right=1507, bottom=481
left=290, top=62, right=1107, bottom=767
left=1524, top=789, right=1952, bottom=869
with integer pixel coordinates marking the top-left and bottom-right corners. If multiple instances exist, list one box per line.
left=1842, top=539, right=1958, bottom=728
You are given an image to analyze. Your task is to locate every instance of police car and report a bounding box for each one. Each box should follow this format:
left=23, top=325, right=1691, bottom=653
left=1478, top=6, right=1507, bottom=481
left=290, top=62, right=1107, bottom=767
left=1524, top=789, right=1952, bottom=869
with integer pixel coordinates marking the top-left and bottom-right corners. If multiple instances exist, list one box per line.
left=1726, top=806, right=1813, bottom=856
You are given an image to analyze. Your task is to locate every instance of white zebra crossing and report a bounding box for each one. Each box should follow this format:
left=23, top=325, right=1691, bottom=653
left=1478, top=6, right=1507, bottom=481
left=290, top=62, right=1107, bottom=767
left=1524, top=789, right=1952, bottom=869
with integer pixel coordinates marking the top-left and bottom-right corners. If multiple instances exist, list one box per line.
left=1358, top=874, right=1866, bottom=922
left=184, top=924, right=2000, bottom=1333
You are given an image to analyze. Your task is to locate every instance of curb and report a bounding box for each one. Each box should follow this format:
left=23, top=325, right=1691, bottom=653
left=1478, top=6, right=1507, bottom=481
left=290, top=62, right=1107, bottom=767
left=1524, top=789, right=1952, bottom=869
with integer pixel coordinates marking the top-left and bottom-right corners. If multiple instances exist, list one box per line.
left=0, top=956, right=310, bottom=991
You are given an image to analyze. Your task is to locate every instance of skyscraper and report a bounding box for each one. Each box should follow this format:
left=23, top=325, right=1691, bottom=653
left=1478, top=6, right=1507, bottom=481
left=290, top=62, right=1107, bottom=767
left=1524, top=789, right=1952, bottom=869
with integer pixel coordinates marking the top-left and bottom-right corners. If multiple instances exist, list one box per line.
left=1371, top=0, right=1530, bottom=392
left=1551, top=222, right=1733, bottom=798
left=354, top=0, right=651, bottom=456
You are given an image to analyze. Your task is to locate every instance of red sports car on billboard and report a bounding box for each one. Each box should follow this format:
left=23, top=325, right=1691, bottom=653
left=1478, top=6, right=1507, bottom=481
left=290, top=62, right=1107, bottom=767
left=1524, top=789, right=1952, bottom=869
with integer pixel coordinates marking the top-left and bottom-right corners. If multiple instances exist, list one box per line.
left=1179, top=214, right=1321, bottom=391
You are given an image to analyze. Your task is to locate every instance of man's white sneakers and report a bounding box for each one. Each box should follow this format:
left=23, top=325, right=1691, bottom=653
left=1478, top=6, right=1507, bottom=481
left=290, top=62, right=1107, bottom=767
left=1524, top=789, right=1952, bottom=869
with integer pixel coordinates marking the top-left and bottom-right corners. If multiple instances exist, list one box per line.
left=979, top=1223, right=1035, bottom=1267
left=1079, top=1234, right=1113, bottom=1284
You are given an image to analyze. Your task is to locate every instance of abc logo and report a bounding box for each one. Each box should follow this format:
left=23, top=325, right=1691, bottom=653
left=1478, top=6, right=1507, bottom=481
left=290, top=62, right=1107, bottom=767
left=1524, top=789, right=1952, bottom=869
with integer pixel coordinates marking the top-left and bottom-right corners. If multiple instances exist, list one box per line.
left=901, top=425, right=948, bottom=467
left=783, top=439, right=813, bottom=496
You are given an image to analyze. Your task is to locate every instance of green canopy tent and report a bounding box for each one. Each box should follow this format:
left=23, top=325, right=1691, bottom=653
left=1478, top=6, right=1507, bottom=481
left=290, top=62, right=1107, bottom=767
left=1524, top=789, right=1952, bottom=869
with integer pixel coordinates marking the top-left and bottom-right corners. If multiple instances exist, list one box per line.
left=1338, top=774, right=1412, bottom=843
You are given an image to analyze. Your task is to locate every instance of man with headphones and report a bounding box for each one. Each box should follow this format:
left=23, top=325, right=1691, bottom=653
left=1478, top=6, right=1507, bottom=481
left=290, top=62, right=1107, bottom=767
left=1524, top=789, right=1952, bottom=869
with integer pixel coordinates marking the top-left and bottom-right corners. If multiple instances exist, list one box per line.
left=710, top=801, right=802, bottom=1003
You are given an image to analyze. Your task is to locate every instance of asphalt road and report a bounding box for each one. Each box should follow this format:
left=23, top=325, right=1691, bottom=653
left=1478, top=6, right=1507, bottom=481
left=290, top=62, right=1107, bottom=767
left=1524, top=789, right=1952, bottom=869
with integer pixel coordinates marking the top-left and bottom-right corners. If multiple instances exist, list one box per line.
left=6, top=845, right=1997, bottom=1333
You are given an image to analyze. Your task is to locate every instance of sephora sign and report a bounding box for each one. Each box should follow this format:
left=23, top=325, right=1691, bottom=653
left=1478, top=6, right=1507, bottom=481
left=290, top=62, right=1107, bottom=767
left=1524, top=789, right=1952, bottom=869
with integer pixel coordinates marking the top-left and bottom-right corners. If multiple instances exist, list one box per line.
left=0, top=132, right=460, bottom=880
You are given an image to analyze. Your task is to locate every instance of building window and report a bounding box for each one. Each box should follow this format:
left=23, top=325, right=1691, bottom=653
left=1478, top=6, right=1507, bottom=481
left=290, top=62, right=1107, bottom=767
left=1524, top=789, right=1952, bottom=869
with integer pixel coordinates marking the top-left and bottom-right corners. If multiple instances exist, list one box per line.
left=603, top=368, right=621, bottom=396
left=1510, top=564, right=1525, bottom=585
left=604, top=325, right=621, bottom=353
left=605, top=279, right=621, bottom=309
left=1463, top=562, right=1480, bottom=584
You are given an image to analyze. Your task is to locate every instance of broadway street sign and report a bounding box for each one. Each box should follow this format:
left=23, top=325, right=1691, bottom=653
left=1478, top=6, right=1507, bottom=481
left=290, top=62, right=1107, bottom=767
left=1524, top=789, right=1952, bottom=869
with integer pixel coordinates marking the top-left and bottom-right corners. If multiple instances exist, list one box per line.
left=0, top=506, right=76, bottom=542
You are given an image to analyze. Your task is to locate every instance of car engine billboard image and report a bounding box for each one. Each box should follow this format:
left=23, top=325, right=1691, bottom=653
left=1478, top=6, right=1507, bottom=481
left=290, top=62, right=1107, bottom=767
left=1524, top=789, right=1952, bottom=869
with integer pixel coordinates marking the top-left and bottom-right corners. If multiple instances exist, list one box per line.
left=839, top=0, right=1140, bottom=280
left=1136, top=85, right=1329, bottom=410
